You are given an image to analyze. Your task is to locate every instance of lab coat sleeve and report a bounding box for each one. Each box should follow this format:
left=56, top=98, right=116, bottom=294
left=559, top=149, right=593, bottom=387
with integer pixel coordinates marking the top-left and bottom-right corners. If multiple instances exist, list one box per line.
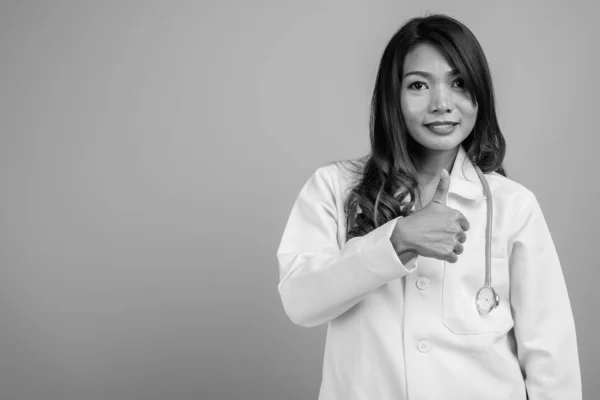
left=509, top=190, right=582, bottom=399
left=277, top=165, right=417, bottom=328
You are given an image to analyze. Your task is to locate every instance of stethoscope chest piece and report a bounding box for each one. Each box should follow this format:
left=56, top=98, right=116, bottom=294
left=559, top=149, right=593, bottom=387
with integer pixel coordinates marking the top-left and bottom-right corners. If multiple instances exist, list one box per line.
left=475, top=285, right=500, bottom=314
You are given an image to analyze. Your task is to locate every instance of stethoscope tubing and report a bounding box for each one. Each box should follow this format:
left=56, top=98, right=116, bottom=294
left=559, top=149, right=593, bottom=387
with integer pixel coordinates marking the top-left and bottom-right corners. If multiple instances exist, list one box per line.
left=472, top=164, right=499, bottom=314
left=473, top=165, right=493, bottom=288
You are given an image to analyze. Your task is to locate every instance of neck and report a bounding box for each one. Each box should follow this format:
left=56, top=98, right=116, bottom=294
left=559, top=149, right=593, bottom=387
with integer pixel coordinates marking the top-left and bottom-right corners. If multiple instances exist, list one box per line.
left=413, top=145, right=459, bottom=185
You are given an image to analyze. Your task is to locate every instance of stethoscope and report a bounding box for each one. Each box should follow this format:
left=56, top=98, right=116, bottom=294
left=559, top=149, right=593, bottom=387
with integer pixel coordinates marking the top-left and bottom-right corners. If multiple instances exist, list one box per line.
left=472, top=165, right=500, bottom=315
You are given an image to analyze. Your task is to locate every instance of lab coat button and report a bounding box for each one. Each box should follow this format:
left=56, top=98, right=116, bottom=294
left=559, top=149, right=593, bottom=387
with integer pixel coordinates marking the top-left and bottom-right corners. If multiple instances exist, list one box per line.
left=417, top=340, right=430, bottom=353
left=416, top=277, right=430, bottom=290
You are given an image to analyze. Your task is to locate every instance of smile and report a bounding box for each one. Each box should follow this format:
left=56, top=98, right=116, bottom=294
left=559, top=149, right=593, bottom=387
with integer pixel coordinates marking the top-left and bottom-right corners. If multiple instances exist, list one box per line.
left=424, top=122, right=458, bottom=135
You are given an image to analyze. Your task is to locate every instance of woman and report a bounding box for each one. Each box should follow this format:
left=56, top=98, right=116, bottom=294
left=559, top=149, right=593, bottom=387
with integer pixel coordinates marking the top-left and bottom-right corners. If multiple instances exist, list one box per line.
left=276, top=14, right=581, bottom=399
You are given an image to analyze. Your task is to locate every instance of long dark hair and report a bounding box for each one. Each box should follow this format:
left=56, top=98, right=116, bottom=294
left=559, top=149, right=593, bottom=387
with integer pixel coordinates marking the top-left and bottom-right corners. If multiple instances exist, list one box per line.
left=345, top=14, right=507, bottom=240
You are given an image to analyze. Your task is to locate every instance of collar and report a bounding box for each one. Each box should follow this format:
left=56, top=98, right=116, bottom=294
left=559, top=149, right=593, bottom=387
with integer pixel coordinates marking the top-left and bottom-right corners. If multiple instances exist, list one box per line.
left=447, top=144, right=486, bottom=201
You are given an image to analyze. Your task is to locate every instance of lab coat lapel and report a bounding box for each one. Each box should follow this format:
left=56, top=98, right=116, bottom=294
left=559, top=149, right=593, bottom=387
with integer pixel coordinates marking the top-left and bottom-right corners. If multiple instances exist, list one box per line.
left=447, top=145, right=486, bottom=203
left=445, top=145, right=488, bottom=259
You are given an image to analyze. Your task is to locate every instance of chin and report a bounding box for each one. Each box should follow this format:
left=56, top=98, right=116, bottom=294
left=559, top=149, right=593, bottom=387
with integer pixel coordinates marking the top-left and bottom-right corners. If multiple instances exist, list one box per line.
left=414, top=128, right=469, bottom=151
left=417, top=137, right=463, bottom=152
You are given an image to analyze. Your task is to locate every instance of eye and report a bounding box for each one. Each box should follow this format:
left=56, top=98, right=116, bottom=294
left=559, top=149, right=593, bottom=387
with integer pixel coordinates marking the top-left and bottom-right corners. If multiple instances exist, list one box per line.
left=408, top=81, right=427, bottom=90
left=452, top=78, right=465, bottom=89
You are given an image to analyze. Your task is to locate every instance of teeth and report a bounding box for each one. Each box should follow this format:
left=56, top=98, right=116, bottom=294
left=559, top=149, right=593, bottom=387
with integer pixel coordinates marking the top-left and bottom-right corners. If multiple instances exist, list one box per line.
left=426, top=123, right=457, bottom=134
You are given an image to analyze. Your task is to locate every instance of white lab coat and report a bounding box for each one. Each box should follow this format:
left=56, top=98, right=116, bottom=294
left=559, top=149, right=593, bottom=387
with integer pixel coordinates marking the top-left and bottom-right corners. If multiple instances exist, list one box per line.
left=276, top=145, right=581, bottom=400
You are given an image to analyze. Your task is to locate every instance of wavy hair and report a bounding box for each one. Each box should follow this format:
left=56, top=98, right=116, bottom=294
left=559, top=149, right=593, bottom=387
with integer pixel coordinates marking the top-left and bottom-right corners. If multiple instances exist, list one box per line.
left=345, top=14, right=507, bottom=240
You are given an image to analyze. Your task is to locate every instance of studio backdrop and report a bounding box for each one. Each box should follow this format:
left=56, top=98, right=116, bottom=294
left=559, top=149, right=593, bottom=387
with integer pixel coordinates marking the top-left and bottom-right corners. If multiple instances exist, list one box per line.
left=0, top=1, right=597, bottom=400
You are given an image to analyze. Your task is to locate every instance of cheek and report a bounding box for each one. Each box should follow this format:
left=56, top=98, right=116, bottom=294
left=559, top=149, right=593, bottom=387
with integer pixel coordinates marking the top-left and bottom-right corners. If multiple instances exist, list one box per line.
left=401, top=93, right=428, bottom=121
left=457, top=99, right=478, bottom=123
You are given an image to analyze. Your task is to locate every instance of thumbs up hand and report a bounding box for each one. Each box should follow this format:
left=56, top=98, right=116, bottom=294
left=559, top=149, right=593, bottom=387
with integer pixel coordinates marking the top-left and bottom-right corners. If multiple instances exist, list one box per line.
left=431, top=168, right=452, bottom=206
left=390, top=169, right=470, bottom=264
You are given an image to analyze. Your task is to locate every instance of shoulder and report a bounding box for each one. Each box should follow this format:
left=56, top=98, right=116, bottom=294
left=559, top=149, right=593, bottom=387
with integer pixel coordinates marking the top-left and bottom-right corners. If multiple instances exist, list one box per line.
left=483, top=173, right=551, bottom=245
left=487, top=171, right=535, bottom=202
left=311, top=157, right=366, bottom=194
left=486, top=172, right=541, bottom=222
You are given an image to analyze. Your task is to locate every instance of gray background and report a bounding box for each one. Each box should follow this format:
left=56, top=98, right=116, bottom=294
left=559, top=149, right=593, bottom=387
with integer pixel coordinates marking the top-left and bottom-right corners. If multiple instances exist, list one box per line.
left=0, top=1, right=597, bottom=399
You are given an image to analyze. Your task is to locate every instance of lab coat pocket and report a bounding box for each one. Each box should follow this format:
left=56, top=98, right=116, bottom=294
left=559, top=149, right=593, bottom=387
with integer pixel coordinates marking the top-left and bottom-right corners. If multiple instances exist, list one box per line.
left=442, top=255, right=514, bottom=335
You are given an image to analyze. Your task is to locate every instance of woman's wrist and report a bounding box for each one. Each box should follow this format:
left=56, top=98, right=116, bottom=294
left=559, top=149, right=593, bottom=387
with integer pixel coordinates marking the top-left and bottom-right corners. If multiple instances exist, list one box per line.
left=390, top=218, right=417, bottom=264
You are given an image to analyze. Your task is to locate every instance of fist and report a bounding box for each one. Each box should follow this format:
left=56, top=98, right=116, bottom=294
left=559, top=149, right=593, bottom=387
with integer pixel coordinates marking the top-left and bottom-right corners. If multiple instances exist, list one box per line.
left=391, top=169, right=470, bottom=263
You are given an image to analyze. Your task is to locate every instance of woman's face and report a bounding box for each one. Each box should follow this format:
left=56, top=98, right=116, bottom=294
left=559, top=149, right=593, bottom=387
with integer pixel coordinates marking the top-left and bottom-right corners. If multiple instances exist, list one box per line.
left=400, top=42, right=478, bottom=152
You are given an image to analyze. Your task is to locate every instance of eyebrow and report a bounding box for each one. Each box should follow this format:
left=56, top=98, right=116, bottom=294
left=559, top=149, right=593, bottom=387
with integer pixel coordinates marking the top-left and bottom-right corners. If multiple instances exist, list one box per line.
left=403, top=70, right=460, bottom=79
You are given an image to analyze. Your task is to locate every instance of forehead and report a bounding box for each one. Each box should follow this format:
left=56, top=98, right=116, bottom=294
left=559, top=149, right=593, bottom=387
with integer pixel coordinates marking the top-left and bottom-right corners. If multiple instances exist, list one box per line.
left=403, top=42, right=456, bottom=77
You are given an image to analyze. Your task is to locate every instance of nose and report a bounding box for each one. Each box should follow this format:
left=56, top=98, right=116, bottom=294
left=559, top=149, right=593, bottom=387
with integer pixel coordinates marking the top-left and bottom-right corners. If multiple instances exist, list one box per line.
left=429, top=84, right=454, bottom=114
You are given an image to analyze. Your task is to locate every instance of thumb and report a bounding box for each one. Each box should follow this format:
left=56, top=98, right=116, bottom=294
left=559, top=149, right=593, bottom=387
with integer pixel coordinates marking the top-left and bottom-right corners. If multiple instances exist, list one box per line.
left=431, top=169, right=450, bottom=205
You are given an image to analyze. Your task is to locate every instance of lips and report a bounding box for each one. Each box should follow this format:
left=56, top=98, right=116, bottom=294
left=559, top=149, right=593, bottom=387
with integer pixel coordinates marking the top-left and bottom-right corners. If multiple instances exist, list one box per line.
left=424, top=122, right=458, bottom=135
left=425, top=122, right=458, bottom=127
